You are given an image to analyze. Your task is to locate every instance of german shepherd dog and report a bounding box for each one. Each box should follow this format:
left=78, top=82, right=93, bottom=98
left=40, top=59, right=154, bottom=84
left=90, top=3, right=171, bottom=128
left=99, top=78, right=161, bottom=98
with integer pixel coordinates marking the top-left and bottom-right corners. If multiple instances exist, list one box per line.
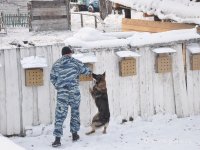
left=86, top=72, right=110, bottom=135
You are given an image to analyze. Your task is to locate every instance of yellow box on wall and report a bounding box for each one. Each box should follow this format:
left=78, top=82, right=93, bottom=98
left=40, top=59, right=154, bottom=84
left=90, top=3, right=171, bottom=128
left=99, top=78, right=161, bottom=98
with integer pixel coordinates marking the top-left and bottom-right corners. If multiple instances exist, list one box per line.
left=79, top=63, right=93, bottom=81
left=25, top=68, right=43, bottom=86
left=156, top=54, right=172, bottom=73
left=190, top=54, right=200, bottom=70
left=119, top=58, right=136, bottom=76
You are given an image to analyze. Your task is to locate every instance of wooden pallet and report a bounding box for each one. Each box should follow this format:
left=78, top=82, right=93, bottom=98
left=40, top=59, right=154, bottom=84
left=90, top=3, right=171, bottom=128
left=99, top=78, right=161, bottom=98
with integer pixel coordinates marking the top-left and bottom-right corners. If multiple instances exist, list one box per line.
left=122, top=18, right=199, bottom=33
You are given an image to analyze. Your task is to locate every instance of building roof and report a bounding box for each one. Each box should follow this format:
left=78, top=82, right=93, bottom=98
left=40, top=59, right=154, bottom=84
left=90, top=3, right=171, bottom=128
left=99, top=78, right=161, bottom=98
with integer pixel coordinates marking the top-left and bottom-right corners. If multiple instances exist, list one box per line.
left=110, top=0, right=200, bottom=25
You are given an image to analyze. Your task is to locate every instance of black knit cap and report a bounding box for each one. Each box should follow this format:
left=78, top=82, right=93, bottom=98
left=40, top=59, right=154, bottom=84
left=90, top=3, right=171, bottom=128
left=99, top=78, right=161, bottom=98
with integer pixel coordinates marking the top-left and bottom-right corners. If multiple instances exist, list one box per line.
left=62, top=46, right=72, bottom=55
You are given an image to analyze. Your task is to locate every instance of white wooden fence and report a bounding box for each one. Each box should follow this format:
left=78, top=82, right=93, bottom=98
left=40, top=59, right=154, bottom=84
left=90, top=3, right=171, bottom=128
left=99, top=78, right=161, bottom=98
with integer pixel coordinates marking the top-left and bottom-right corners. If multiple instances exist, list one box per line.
left=0, top=43, right=200, bottom=136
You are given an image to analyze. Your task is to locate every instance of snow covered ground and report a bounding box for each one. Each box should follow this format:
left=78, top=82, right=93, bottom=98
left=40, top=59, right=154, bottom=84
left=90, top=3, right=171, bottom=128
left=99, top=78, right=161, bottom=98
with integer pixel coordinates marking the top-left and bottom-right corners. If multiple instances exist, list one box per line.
left=9, top=114, right=200, bottom=150
left=0, top=135, right=25, bottom=150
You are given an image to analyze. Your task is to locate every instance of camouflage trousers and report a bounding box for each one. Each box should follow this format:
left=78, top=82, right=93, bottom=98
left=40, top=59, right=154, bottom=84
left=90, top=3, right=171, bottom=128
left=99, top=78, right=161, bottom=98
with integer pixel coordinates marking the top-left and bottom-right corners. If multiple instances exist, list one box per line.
left=53, top=87, right=81, bottom=137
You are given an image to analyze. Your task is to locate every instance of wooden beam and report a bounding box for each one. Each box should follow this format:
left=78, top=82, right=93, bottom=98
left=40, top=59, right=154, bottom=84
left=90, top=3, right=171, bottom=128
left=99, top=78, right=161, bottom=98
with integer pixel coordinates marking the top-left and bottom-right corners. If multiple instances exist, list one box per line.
left=31, top=1, right=66, bottom=8
left=32, top=15, right=68, bottom=20
left=122, top=18, right=199, bottom=33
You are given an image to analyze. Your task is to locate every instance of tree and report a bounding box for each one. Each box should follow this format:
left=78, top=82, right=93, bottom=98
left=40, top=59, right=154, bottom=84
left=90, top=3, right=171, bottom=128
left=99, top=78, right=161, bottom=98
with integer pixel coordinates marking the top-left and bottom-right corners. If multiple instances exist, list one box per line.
left=99, top=0, right=112, bottom=20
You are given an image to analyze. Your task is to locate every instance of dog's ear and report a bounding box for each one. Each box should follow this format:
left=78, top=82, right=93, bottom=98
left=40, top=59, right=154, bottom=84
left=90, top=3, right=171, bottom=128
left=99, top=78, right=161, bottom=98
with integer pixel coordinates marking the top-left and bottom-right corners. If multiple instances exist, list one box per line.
left=103, top=72, right=106, bottom=79
left=92, top=73, right=97, bottom=79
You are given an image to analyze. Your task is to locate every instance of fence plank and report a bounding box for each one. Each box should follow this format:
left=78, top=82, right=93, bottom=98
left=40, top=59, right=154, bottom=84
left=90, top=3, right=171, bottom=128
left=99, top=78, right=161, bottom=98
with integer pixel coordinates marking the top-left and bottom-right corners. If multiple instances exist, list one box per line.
left=172, top=44, right=189, bottom=117
left=3, top=14, right=29, bottom=27
left=0, top=51, right=7, bottom=135
left=36, top=46, right=51, bottom=124
left=4, top=49, right=21, bottom=135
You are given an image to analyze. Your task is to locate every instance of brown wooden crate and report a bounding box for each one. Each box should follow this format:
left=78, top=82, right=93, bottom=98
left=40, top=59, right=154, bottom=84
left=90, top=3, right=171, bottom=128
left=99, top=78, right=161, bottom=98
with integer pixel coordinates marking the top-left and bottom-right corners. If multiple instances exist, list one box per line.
left=122, top=18, right=196, bottom=33
left=190, top=54, right=200, bottom=70
left=119, top=58, right=136, bottom=77
left=156, top=55, right=172, bottom=73
left=80, top=63, right=93, bottom=81
left=25, top=68, right=43, bottom=86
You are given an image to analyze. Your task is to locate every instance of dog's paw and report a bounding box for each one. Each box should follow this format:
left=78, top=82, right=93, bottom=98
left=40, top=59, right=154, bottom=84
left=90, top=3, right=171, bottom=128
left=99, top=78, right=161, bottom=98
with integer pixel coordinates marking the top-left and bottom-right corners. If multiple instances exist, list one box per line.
left=85, top=130, right=95, bottom=135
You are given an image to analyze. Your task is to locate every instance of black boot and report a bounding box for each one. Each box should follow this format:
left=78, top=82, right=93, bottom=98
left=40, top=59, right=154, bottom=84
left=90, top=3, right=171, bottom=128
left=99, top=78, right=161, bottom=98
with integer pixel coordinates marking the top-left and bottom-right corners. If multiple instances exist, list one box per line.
left=52, top=137, right=61, bottom=147
left=72, top=132, right=80, bottom=141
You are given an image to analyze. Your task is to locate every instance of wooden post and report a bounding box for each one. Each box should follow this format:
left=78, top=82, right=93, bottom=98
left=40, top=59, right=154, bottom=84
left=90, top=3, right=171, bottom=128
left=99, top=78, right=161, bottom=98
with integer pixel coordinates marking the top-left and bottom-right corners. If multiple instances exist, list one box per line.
left=17, top=8, right=20, bottom=26
left=99, top=0, right=107, bottom=20
left=182, top=43, right=186, bottom=69
left=94, top=16, right=97, bottom=28
left=81, top=14, right=83, bottom=27
left=28, top=2, right=32, bottom=31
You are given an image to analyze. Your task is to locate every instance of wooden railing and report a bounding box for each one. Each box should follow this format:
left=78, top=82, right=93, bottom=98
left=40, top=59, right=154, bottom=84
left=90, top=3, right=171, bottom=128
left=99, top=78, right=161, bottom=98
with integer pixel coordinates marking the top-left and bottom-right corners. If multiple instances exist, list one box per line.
left=71, top=12, right=104, bottom=29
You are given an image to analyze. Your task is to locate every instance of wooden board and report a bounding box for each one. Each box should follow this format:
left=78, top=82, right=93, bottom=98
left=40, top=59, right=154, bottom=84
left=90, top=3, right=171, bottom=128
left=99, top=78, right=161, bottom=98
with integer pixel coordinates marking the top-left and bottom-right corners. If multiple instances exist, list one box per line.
left=32, top=7, right=67, bottom=16
left=29, top=0, right=70, bottom=31
left=122, top=18, right=198, bottom=33
left=0, top=51, right=7, bottom=135
left=186, top=46, right=200, bottom=115
left=4, top=49, right=21, bottom=135
left=31, top=0, right=66, bottom=8
left=31, top=19, right=69, bottom=31
left=172, top=44, right=189, bottom=117
left=32, top=15, right=68, bottom=20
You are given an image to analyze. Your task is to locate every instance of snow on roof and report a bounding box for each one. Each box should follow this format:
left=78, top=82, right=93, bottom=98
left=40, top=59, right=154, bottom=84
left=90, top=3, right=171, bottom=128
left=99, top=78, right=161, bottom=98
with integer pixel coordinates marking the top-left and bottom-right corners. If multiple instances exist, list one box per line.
left=0, top=135, right=25, bottom=150
left=187, top=43, right=200, bottom=54
left=152, top=47, right=176, bottom=54
left=72, top=53, right=98, bottom=63
left=65, top=27, right=200, bottom=49
left=129, top=28, right=200, bottom=47
left=21, top=56, right=48, bottom=69
left=109, top=0, right=200, bottom=25
left=116, top=50, right=141, bottom=57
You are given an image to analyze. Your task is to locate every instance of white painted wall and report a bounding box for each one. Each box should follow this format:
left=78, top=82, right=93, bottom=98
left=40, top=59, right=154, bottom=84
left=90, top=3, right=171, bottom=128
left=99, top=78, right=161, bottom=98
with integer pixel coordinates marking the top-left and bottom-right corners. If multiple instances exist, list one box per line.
left=0, top=43, right=200, bottom=135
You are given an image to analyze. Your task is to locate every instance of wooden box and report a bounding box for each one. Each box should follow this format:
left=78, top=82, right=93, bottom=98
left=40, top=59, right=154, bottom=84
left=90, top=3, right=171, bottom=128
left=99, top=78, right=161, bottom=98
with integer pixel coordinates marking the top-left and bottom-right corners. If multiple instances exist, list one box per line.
left=190, top=54, right=200, bottom=70
left=156, top=55, right=172, bottom=73
left=119, top=58, right=136, bottom=76
left=25, top=68, right=43, bottom=86
left=80, top=63, right=93, bottom=81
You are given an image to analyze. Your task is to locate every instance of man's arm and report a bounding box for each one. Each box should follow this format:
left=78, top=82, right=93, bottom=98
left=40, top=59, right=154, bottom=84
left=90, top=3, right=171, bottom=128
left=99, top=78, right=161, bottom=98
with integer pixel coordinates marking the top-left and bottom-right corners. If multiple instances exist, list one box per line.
left=76, top=60, right=92, bottom=75
left=50, top=64, right=58, bottom=89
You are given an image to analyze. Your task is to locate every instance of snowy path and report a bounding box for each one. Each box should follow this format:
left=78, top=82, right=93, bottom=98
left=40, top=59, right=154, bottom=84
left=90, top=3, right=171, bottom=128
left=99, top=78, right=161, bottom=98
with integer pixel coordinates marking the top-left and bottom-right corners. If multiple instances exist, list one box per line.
left=11, top=115, right=200, bottom=150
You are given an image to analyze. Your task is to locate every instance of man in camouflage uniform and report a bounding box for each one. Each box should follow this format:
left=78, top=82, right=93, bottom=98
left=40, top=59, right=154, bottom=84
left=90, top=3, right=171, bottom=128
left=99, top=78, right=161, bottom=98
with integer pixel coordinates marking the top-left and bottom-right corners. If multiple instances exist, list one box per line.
left=50, top=46, right=92, bottom=147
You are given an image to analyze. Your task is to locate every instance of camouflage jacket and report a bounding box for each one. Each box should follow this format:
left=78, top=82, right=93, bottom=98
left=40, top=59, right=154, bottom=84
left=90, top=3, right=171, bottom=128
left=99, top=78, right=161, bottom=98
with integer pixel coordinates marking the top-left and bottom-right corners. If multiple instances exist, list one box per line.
left=50, top=55, right=91, bottom=89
